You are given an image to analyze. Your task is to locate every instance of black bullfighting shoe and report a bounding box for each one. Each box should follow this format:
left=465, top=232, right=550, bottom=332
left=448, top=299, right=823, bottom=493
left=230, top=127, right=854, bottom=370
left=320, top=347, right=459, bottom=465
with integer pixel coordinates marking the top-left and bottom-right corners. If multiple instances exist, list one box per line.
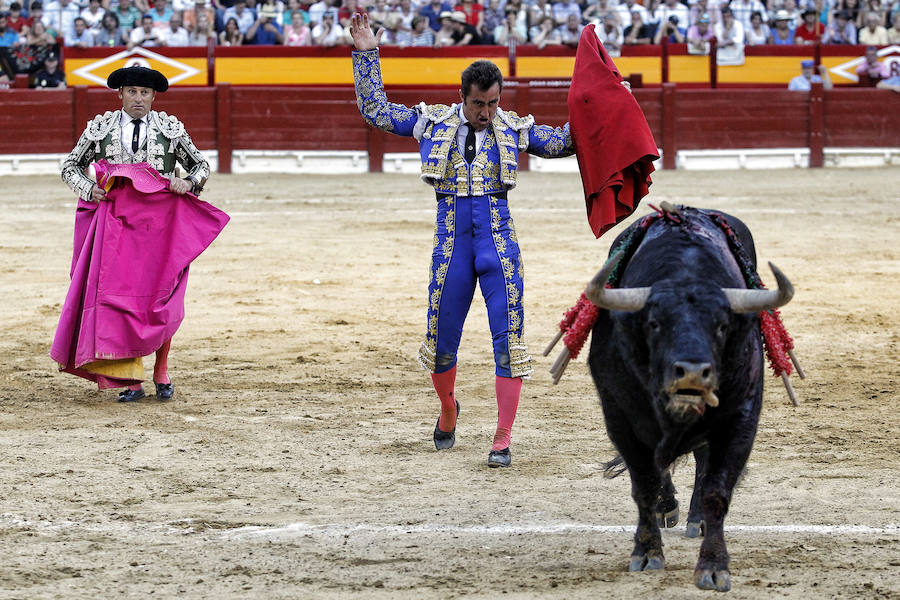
left=487, top=447, right=511, bottom=468
left=433, top=401, right=460, bottom=450
left=155, top=382, right=175, bottom=401
left=117, top=388, right=146, bottom=402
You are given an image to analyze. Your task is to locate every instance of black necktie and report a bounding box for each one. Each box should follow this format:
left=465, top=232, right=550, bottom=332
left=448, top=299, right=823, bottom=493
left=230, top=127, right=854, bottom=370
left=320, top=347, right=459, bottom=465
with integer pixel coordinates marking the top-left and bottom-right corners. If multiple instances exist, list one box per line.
left=464, top=123, right=476, bottom=163
left=131, top=119, right=141, bottom=153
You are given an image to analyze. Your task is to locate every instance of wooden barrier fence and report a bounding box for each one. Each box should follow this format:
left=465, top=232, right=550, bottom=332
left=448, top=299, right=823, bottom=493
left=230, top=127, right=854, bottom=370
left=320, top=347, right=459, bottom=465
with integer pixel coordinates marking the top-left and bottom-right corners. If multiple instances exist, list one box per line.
left=1, top=83, right=898, bottom=171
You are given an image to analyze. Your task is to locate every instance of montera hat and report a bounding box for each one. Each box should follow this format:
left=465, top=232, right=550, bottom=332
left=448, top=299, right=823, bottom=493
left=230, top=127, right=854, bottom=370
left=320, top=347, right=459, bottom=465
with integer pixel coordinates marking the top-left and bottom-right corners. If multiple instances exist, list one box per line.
left=107, top=65, right=169, bottom=92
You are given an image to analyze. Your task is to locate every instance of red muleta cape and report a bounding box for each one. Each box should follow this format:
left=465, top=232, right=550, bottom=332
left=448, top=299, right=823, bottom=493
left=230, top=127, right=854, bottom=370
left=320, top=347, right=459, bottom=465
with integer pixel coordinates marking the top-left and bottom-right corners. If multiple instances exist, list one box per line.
left=568, top=25, right=659, bottom=238
left=50, top=161, right=230, bottom=389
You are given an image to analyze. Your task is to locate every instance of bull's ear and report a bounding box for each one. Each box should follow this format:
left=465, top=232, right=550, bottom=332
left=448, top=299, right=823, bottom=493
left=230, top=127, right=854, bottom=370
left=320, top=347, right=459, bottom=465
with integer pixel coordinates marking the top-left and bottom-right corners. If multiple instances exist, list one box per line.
left=723, top=263, right=794, bottom=313
left=586, top=251, right=651, bottom=312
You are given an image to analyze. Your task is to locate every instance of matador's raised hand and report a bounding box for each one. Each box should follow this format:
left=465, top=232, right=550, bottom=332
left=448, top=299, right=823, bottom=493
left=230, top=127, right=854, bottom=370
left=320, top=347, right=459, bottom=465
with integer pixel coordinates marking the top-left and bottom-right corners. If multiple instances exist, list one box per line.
left=349, top=12, right=384, bottom=51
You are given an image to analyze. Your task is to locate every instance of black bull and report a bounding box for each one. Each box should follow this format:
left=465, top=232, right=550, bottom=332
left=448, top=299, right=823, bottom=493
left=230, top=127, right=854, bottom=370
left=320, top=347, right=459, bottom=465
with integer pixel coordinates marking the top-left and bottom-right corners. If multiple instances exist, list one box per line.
left=586, top=209, right=793, bottom=592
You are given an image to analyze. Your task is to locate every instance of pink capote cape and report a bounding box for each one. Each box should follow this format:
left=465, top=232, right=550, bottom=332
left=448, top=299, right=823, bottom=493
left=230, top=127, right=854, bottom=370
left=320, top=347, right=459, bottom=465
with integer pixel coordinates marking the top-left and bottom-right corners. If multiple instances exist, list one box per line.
left=50, top=160, right=230, bottom=389
left=567, top=25, right=659, bottom=238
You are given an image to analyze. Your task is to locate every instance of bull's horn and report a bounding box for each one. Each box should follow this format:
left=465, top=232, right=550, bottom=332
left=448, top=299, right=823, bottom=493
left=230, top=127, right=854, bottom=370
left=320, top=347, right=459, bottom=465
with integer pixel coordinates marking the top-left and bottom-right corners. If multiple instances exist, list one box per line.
left=586, top=251, right=651, bottom=312
left=723, top=262, right=794, bottom=314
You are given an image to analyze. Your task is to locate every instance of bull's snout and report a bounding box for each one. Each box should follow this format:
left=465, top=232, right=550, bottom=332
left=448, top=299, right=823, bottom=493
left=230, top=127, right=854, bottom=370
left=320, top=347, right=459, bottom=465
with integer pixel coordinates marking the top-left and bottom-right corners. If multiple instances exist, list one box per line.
left=672, top=361, right=714, bottom=387
left=666, top=361, right=720, bottom=415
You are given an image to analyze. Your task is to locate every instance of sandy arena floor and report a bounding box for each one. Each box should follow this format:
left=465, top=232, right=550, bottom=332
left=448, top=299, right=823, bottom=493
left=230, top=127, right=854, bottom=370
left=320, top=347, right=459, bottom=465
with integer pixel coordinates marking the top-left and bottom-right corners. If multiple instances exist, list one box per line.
left=1, top=168, right=898, bottom=599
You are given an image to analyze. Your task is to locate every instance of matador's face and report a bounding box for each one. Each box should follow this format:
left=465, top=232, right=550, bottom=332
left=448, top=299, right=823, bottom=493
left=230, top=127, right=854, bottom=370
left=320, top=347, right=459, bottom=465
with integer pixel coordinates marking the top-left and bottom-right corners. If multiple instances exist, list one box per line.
left=119, top=85, right=156, bottom=120
left=460, top=82, right=500, bottom=132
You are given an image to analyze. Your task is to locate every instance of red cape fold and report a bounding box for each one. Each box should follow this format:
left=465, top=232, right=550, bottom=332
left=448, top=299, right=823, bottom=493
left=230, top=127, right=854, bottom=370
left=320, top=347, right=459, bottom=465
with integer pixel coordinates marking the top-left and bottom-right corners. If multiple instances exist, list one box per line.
left=567, top=25, right=659, bottom=238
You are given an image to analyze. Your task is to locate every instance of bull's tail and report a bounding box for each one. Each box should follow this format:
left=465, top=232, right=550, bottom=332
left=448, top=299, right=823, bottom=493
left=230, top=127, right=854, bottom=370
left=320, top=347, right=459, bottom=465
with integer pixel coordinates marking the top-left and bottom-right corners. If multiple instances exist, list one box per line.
left=602, top=454, right=628, bottom=479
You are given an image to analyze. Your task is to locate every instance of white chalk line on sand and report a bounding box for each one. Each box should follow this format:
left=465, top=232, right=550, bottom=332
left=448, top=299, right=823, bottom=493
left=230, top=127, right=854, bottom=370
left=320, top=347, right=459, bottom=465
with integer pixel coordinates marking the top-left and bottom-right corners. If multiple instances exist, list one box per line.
left=226, top=522, right=900, bottom=540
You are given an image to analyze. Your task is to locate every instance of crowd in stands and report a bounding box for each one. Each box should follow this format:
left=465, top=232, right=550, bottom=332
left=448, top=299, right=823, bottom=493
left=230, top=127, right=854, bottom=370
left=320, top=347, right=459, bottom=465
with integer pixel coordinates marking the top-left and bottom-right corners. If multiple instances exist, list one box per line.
left=0, top=0, right=897, bottom=49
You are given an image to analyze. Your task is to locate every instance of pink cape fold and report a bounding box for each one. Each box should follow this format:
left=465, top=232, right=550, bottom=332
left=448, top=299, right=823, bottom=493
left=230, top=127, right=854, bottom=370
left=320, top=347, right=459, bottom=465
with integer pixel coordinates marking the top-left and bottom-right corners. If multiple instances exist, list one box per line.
left=567, top=25, right=659, bottom=238
left=50, top=161, right=230, bottom=389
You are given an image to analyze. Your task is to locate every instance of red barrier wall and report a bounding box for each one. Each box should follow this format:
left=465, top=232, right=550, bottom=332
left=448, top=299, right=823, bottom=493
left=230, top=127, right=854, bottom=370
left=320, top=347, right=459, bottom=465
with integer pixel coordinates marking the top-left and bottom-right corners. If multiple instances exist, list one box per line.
left=1, top=84, right=898, bottom=172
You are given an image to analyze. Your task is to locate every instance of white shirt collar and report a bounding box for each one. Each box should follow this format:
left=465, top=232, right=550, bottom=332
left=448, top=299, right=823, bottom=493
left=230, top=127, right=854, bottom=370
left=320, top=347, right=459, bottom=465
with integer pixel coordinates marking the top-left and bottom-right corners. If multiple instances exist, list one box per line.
left=120, top=111, right=148, bottom=125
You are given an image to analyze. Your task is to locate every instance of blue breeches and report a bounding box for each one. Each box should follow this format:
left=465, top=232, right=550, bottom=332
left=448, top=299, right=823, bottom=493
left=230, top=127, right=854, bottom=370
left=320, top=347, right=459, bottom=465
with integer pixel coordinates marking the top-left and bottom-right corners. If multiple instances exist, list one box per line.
left=417, top=192, right=533, bottom=379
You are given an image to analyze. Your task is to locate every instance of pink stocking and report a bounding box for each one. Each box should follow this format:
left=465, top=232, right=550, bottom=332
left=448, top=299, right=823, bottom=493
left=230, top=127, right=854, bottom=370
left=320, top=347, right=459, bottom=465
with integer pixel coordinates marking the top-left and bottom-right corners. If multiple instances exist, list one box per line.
left=431, top=365, right=458, bottom=432
left=492, top=376, right=522, bottom=451
left=153, top=338, right=172, bottom=385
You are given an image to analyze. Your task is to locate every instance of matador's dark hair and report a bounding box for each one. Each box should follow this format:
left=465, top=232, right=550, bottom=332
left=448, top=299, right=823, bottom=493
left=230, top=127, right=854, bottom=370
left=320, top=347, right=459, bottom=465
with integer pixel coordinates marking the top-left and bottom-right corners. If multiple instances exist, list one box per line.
left=461, top=60, right=503, bottom=97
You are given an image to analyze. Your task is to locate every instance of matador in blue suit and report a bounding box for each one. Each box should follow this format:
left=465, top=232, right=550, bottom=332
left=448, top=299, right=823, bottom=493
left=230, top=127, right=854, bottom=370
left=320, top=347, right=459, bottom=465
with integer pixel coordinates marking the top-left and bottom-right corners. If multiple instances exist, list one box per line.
left=349, top=13, right=574, bottom=468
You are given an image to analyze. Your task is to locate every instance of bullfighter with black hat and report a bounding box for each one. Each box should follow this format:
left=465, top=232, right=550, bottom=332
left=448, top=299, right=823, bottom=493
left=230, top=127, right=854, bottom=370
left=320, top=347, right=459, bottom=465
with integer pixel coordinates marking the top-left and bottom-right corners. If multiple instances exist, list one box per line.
left=60, top=65, right=212, bottom=403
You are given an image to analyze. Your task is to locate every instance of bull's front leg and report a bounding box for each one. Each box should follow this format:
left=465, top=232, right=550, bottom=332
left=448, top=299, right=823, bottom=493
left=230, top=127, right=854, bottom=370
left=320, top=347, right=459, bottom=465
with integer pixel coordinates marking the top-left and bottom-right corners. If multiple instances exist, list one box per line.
left=628, top=463, right=666, bottom=571
left=686, top=444, right=710, bottom=538
left=693, top=424, right=757, bottom=592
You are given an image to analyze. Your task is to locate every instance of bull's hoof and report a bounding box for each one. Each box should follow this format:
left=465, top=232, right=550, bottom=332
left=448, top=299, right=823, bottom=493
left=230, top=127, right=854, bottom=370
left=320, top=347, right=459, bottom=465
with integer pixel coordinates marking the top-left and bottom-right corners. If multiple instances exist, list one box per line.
left=695, top=568, right=731, bottom=592
left=629, top=553, right=665, bottom=572
left=686, top=519, right=706, bottom=538
left=655, top=503, right=679, bottom=529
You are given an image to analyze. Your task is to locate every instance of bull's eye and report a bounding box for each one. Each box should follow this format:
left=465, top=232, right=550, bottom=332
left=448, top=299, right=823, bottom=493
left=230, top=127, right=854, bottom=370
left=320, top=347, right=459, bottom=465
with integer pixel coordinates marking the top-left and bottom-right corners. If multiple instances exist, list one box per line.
left=717, top=323, right=727, bottom=337
left=648, top=319, right=660, bottom=332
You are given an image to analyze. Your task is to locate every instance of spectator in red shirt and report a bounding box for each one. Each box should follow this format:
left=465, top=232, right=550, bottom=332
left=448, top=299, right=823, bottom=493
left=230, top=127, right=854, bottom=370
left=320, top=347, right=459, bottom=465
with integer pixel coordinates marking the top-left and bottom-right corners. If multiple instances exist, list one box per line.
left=6, top=2, right=32, bottom=33
left=455, top=0, right=484, bottom=29
left=794, top=7, right=825, bottom=43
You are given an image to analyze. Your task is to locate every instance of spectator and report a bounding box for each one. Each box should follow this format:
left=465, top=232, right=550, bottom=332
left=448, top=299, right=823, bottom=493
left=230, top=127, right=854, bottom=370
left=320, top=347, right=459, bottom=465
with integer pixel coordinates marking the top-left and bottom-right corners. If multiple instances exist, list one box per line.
left=455, top=0, right=484, bottom=31
left=246, top=4, right=282, bottom=42
left=857, top=10, right=889, bottom=41
left=188, top=10, right=215, bottom=44
left=79, top=0, right=104, bottom=33
left=493, top=5, right=526, bottom=44
left=529, top=13, right=559, bottom=46
left=449, top=8, right=481, bottom=43
left=771, top=8, right=796, bottom=42
left=615, top=0, right=648, bottom=29
left=308, top=0, right=338, bottom=26
left=788, top=58, right=833, bottom=89
left=6, top=2, right=31, bottom=33
left=744, top=10, right=770, bottom=44
left=623, top=9, right=652, bottom=43
left=128, top=14, right=160, bottom=47
left=28, top=2, right=47, bottom=35
left=528, top=0, right=554, bottom=34
left=311, top=11, right=343, bottom=44
left=224, top=0, right=255, bottom=33
left=594, top=12, right=623, bottom=56
left=218, top=15, right=244, bottom=43
left=0, top=12, right=21, bottom=45
left=503, top=0, right=527, bottom=36
left=366, top=0, right=391, bottom=31
left=184, top=0, right=217, bottom=33
left=689, top=0, right=721, bottom=28
left=337, top=0, right=360, bottom=29
left=583, top=0, right=616, bottom=23
left=823, top=8, right=857, bottom=40
left=653, top=0, right=688, bottom=34
left=419, top=0, right=453, bottom=32
left=795, top=7, right=824, bottom=42
left=26, top=18, right=55, bottom=43
left=480, top=0, right=503, bottom=43
left=394, top=0, right=418, bottom=35
left=643, top=0, right=661, bottom=35
left=434, top=10, right=456, bottom=45
left=888, top=16, right=900, bottom=42
left=856, top=45, right=891, bottom=82
left=715, top=7, right=745, bottom=64
left=557, top=11, right=583, bottom=46
left=283, top=0, right=309, bottom=28
left=33, top=49, right=65, bottom=87
left=654, top=13, right=685, bottom=42
left=112, top=0, right=142, bottom=37
left=95, top=12, right=126, bottom=45
left=687, top=11, right=714, bottom=53
left=66, top=16, right=94, bottom=45
left=159, top=13, right=189, bottom=45
left=552, top=0, right=581, bottom=26
left=395, top=14, right=434, bottom=45
left=780, top=0, right=803, bottom=28
left=149, top=0, right=175, bottom=30
left=283, top=8, right=311, bottom=44
left=839, top=0, right=863, bottom=26
left=729, top=0, right=767, bottom=29
left=42, top=0, right=80, bottom=41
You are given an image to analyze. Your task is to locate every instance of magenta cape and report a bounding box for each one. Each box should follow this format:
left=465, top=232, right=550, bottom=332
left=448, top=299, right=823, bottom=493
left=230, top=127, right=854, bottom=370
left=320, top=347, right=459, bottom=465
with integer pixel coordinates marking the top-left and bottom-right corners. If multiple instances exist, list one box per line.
left=568, top=25, right=659, bottom=238
left=50, top=161, right=230, bottom=389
